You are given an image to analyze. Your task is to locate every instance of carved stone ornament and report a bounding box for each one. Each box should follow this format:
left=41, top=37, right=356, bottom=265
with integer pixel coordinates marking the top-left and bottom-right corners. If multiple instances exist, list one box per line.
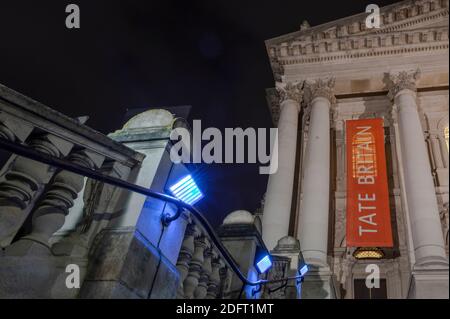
left=275, top=81, right=304, bottom=105
left=270, top=57, right=285, bottom=82
left=304, top=77, right=336, bottom=105
left=387, top=69, right=421, bottom=100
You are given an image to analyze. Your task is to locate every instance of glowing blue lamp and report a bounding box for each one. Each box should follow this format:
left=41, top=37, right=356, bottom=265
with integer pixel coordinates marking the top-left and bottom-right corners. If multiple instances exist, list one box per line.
left=255, top=254, right=273, bottom=274
left=299, top=264, right=309, bottom=276
left=169, top=174, right=204, bottom=205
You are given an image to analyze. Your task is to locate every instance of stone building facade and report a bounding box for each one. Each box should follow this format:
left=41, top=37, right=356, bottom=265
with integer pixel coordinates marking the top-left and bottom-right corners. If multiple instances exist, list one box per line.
left=0, top=0, right=448, bottom=300
left=262, top=0, right=449, bottom=299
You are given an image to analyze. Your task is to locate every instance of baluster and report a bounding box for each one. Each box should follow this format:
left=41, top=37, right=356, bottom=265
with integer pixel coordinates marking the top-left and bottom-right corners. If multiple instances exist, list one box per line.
left=218, top=264, right=231, bottom=299
left=206, top=251, right=221, bottom=299
left=0, top=113, right=33, bottom=142
left=176, top=223, right=197, bottom=298
left=6, top=149, right=104, bottom=255
left=0, top=133, right=73, bottom=247
left=194, top=244, right=212, bottom=299
left=183, top=236, right=207, bottom=299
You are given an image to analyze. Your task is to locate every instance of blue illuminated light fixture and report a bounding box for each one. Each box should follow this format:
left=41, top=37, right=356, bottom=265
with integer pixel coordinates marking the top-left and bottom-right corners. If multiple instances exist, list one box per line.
left=298, top=250, right=309, bottom=278
left=255, top=254, right=273, bottom=274
left=169, top=174, right=204, bottom=205
left=299, top=264, right=309, bottom=276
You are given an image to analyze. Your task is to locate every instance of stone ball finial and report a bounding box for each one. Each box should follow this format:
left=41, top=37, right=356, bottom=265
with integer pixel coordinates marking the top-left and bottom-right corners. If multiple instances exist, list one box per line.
left=273, top=235, right=301, bottom=252
left=123, top=109, right=174, bottom=130
left=222, top=210, right=255, bottom=225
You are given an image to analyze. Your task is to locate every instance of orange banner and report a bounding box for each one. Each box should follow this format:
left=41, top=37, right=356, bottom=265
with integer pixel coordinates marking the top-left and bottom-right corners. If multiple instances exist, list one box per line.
left=346, top=118, right=393, bottom=247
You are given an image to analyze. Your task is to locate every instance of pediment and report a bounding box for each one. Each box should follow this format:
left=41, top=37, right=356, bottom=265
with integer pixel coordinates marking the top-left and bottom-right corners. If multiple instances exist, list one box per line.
left=266, top=0, right=449, bottom=80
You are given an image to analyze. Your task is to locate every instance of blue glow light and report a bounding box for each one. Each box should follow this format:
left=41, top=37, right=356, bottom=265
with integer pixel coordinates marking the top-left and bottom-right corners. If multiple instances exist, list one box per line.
left=169, top=174, right=204, bottom=205
left=255, top=254, right=272, bottom=274
left=299, top=264, right=309, bottom=276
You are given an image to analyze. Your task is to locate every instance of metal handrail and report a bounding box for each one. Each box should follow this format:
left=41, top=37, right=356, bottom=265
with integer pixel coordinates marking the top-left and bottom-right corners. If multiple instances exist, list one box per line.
left=0, top=138, right=305, bottom=288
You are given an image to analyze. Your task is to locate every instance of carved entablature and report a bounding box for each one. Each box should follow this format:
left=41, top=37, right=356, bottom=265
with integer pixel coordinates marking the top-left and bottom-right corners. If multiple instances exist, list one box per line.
left=266, top=0, right=449, bottom=79
left=387, top=69, right=421, bottom=100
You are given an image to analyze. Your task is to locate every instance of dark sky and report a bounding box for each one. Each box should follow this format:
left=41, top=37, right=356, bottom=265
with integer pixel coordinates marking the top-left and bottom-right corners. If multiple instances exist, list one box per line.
left=0, top=0, right=399, bottom=227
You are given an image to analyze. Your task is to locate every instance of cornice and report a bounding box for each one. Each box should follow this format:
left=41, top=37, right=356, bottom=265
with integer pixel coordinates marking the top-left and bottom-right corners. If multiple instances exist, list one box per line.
left=279, top=41, right=448, bottom=66
left=374, top=8, right=449, bottom=34
left=266, top=0, right=449, bottom=75
left=267, top=0, right=448, bottom=46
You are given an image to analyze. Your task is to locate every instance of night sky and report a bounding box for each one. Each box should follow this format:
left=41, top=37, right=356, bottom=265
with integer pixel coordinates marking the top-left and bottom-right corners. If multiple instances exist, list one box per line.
left=0, top=0, right=399, bottom=227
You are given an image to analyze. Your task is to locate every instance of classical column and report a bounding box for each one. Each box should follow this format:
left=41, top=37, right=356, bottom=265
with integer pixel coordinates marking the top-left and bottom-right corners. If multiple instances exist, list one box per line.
left=388, top=70, right=448, bottom=266
left=262, top=81, right=302, bottom=250
left=297, top=78, right=335, bottom=267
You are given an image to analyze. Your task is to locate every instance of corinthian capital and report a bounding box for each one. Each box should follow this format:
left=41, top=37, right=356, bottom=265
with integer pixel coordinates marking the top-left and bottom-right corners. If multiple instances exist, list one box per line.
left=304, top=77, right=336, bottom=105
left=387, top=69, right=421, bottom=100
left=276, top=81, right=304, bottom=105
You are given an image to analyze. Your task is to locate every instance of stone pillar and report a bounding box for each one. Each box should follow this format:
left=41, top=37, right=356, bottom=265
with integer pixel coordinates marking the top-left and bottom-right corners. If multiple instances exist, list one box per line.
left=296, top=78, right=336, bottom=299
left=263, top=236, right=302, bottom=299
left=80, top=110, right=186, bottom=299
left=388, top=70, right=448, bottom=299
left=218, top=210, right=266, bottom=299
left=297, top=78, right=335, bottom=267
left=262, top=82, right=302, bottom=250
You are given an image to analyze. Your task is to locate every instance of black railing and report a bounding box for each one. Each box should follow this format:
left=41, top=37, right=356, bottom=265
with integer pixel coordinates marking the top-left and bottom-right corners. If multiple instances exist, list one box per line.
left=0, top=138, right=305, bottom=291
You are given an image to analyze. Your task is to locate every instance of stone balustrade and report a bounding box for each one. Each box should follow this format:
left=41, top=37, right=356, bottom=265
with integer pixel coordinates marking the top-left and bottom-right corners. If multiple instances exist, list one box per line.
left=0, top=84, right=143, bottom=249
left=176, top=218, right=231, bottom=299
left=0, top=84, right=145, bottom=298
left=0, top=83, right=252, bottom=300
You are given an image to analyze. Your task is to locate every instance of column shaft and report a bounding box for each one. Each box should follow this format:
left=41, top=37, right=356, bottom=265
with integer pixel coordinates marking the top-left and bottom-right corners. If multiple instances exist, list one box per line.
left=298, top=97, right=330, bottom=266
left=262, top=99, right=299, bottom=250
left=395, top=90, right=447, bottom=264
